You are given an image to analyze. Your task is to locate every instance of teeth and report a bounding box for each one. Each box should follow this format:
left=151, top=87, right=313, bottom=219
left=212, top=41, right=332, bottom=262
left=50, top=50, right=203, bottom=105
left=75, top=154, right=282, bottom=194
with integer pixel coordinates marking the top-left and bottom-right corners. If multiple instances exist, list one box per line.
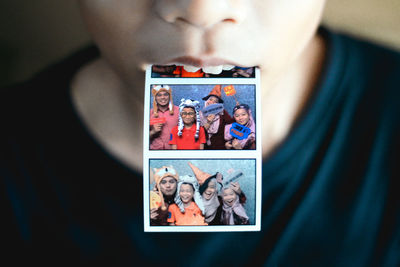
left=172, top=64, right=236, bottom=74
left=202, top=65, right=223, bottom=75
left=222, top=64, right=235, bottom=71
left=183, top=65, right=201, bottom=72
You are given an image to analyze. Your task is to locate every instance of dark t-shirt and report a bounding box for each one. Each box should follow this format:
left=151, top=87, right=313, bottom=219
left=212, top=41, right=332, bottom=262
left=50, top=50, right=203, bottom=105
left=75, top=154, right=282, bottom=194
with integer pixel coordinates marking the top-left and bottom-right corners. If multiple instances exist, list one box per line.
left=1, top=29, right=399, bottom=266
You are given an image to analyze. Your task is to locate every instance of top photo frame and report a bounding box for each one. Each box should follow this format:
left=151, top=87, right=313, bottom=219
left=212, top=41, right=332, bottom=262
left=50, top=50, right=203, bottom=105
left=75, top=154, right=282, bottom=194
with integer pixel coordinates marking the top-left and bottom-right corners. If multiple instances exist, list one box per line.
left=152, top=65, right=256, bottom=78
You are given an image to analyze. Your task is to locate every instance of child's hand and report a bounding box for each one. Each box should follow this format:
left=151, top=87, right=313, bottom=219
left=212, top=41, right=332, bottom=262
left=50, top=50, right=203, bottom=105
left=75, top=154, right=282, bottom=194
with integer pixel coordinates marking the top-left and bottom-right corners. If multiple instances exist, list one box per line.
left=232, top=139, right=242, bottom=149
left=153, top=123, right=163, bottom=133
left=230, top=182, right=242, bottom=195
left=207, top=114, right=216, bottom=123
left=225, top=141, right=233, bottom=149
left=150, top=208, right=159, bottom=219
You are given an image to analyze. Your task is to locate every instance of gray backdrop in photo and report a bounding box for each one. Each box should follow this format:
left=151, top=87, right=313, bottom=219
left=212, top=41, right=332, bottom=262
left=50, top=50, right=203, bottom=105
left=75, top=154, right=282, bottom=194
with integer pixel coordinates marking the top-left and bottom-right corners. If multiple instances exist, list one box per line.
left=150, top=84, right=256, bottom=121
left=150, top=159, right=257, bottom=225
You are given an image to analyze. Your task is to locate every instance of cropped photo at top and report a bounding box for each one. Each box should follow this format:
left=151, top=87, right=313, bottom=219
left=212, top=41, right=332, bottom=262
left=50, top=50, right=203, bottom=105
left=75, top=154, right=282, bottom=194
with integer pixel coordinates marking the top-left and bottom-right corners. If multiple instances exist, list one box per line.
left=1, top=0, right=399, bottom=266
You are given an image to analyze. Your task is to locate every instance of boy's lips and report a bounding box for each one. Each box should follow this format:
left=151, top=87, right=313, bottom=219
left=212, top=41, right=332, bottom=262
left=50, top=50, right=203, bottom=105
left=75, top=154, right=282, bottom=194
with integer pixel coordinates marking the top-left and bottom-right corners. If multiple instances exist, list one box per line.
left=168, top=56, right=236, bottom=68
left=164, top=56, right=241, bottom=75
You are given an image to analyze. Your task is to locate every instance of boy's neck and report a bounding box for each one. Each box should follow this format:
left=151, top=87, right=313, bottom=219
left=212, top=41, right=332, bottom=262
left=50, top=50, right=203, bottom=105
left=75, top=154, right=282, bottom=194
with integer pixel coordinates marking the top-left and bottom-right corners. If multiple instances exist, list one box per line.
left=158, top=105, right=169, bottom=112
left=184, top=123, right=194, bottom=129
left=261, top=34, right=326, bottom=158
left=70, top=33, right=326, bottom=171
left=183, top=200, right=193, bottom=208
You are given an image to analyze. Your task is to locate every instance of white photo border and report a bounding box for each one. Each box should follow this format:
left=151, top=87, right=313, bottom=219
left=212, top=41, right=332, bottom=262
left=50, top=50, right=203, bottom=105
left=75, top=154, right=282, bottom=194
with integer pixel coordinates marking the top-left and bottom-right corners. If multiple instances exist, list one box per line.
left=143, top=66, right=262, bottom=232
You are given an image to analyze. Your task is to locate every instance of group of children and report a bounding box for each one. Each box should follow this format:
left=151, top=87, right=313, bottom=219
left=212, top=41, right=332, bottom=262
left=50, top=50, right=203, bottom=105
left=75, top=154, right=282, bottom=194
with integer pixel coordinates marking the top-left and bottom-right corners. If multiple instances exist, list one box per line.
left=150, top=85, right=256, bottom=150
left=154, top=164, right=250, bottom=226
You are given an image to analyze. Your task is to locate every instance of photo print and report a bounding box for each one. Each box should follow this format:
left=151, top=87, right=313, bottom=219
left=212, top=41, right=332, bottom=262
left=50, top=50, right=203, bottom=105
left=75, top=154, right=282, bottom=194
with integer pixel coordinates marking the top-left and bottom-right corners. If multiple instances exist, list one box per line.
left=151, top=65, right=255, bottom=78
left=148, top=84, right=256, bottom=151
left=145, top=159, right=259, bottom=232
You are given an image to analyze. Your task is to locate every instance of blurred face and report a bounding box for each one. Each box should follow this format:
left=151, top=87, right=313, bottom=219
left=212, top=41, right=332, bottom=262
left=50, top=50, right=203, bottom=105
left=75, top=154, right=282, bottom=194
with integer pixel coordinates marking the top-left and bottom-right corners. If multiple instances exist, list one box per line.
left=179, top=183, right=194, bottom=204
left=155, top=91, right=170, bottom=107
left=205, top=96, right=219, bottom=106
left=222, top=188, right=237, bottom=206
left=78, top=0, right=326, bottom=86
left=159, top=176, right=177, bottom=197
left=181, top=107, right=196, bottom=125
left=202, top=180, right=216, bottom=200
left=234, top=108, right=250, bottom=125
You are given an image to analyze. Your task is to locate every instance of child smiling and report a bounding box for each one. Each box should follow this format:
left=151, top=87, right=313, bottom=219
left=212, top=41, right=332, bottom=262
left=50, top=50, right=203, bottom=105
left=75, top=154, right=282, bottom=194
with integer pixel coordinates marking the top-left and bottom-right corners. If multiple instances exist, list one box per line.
left=167, top=175, right=207, bottom=226
left=224, top=104, right=256, bottom=150
left=170, top=98, right=206, bottom=150
left=220, top=183, right=249, bottom=225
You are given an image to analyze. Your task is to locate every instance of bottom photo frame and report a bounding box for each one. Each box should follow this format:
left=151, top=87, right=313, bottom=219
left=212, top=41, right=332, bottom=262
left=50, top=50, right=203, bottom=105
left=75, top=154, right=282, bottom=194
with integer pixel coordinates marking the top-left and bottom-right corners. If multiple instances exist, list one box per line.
left=144, top=158, right=260, bottom=232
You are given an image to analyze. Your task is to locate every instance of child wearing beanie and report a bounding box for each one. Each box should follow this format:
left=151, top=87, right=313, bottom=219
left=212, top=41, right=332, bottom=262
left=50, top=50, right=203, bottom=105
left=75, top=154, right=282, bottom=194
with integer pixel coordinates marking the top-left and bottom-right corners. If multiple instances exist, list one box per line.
left=167, top=175, right=207, bottom=226
left=169, top=98, right=206, bottom=150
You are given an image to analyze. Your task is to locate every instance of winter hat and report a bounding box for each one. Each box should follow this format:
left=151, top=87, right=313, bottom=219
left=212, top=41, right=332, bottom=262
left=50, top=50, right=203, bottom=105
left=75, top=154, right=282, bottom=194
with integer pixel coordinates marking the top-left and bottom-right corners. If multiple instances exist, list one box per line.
left=152, top=85, right=174, bottom=117
left=178, top=98, right=201, bottom=139
left=188, top=162, right=223, bottom=195
left=202, top=85, right=224, bottom=103
left=175, top=175, right=205, bottom=215
left=153, top=166, right=179, bottom=210
left=232, top=103, right=250, bottom=115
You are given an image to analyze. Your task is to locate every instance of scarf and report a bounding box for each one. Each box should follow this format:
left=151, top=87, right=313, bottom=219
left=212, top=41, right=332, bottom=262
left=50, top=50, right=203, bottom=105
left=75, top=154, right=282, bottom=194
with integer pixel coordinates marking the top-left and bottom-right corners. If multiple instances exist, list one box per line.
left=222, top=194, right=249, bottom=225
left=224, top=108, right=256, bottom=149
left=200, top=105, right=222, bottom=145
left=202, top=179, right=221, bottom=223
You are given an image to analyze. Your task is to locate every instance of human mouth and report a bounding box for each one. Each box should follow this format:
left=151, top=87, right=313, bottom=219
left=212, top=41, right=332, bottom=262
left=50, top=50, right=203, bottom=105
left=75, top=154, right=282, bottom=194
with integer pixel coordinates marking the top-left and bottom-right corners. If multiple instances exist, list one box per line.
left=175, top=64, right=235, bottom=75
left=168, top=56, right=238, bottom=75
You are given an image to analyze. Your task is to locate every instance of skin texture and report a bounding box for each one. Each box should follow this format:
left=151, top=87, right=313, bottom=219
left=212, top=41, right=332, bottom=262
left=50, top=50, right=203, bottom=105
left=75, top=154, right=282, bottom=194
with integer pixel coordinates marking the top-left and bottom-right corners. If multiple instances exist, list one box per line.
left=155, top=91, right=170, bottom=110
left=205, top=96, right=219, bottom=106
left=72, top=0, right=327, bottom=170
left=202, top=180, right=217, bottom=200
left=222, top=188, right=237, bottom=207
left=181, top=107, right=196, bottom=127
left=159, top=176, right=177, bottom=197
left=233, top=108, right=250, bottom=125
left=179, top=183, right=194, bottom=206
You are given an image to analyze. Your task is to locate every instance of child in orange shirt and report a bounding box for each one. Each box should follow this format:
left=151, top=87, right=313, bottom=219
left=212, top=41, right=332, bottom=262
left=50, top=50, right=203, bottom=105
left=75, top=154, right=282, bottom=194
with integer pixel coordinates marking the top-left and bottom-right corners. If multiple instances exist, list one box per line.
left=168, top=175, right=207, bottom=226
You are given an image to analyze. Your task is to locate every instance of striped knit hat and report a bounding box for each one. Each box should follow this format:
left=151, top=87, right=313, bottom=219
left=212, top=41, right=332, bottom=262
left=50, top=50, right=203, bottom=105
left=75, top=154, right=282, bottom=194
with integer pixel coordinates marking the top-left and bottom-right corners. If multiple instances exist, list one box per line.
left=175, top=175, right=205, bottom=215
left=178, top=98, right=201, bottom=140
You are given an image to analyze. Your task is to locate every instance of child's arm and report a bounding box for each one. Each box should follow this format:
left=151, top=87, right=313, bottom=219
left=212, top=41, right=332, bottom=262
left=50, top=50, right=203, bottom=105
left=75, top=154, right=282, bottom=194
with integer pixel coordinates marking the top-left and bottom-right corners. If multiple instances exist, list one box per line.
left=231, top=182, right=247, bottom=204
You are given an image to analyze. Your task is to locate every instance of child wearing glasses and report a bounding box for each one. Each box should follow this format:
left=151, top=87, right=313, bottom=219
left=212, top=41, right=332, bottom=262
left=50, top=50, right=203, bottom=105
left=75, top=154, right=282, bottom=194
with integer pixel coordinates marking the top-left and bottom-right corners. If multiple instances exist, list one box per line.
left=169, top=99, right=206, bottom=150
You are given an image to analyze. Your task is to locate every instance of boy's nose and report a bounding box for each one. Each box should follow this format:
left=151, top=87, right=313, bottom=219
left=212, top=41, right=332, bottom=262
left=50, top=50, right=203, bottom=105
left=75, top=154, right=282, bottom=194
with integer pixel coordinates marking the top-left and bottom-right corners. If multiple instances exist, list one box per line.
left=154, top=0, right=246, bottom=29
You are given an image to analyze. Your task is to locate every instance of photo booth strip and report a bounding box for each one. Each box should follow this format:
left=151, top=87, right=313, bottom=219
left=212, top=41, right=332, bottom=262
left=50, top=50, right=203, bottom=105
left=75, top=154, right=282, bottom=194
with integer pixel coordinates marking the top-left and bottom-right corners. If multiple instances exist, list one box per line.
left=143, top=65, right=262, bottom=232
